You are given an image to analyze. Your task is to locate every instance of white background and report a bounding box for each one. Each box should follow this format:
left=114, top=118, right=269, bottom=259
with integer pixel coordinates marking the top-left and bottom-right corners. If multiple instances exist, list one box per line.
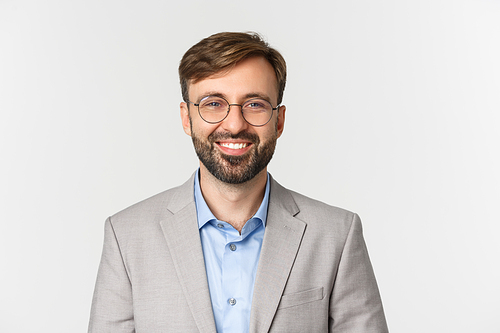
left=1, top=0, right=499, bottom=332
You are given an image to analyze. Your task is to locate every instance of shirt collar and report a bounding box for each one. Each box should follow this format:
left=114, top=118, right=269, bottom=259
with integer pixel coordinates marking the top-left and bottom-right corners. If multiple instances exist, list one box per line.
left=194, top=169, right=270, bottom=230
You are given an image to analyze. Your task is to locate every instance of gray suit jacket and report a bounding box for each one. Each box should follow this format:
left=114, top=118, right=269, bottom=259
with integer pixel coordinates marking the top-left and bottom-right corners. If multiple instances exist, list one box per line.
left=89, top=174, right=388, bottom=332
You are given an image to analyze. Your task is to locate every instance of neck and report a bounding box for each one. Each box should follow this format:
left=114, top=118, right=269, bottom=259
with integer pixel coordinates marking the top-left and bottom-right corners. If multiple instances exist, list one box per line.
left=199, top=164, right=267, bottom=233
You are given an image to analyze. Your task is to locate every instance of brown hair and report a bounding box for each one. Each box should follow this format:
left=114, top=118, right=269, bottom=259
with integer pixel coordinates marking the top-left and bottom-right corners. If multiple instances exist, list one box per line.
left=179, top=32, right=287, bottom=105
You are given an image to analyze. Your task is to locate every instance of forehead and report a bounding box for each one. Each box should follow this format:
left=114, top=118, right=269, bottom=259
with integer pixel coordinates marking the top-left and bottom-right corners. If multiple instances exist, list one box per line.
left=188, top=57, right=278, bottom=102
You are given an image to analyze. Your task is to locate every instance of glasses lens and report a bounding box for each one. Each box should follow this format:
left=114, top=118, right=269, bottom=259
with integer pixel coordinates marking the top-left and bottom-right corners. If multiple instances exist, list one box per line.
left=198, top=96, right=228, bottom=123
left=241, top=99, right=273, bottom=126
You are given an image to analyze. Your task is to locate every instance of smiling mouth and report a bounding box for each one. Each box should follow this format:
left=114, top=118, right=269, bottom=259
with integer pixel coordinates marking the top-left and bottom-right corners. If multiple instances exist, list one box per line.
left=218, top=142, right=249, bottom=149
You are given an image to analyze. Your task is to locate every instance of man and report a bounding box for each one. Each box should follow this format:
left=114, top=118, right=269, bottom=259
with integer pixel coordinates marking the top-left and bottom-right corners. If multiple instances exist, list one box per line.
left=89, top=32, right=388, bottom=332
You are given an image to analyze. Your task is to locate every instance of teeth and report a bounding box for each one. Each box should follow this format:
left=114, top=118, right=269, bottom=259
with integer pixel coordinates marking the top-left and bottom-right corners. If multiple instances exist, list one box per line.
left=220, top=142, right=248, bottom=149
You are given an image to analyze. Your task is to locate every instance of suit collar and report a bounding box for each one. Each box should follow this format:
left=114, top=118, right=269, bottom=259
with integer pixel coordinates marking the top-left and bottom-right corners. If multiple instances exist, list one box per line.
left=268, top=174, right=300, bottom=216
left=165, top=172, right=197, bottom=214
left=160, top=173, right=217, bottom=333
left=250, top=176, right=306, bottom=333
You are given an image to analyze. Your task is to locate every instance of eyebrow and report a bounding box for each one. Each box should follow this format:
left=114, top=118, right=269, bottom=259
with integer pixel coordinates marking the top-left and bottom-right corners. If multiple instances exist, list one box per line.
left=197, top=92, right=273, bottom=104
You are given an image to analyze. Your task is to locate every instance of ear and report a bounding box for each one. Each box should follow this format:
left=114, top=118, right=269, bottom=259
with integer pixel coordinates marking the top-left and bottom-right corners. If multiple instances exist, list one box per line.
left=180, top=102, right=192, bottom=136
left=276, top=105, right=286, bottom=138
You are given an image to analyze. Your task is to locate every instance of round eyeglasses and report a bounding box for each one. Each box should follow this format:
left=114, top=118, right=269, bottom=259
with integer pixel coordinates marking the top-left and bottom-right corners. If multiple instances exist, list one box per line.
left=188, top=95, right=279, bottom=127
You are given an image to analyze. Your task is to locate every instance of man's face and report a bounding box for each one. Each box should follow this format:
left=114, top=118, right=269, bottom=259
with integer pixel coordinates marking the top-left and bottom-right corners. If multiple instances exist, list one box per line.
left=180, top=56, right=285, bottom=184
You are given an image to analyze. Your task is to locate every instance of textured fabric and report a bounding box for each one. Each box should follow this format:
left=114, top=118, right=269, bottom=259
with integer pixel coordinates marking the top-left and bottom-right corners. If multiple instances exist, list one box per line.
left=89, top=172, right=389, bottom=333
left=194, top=171, right=270, bottom=333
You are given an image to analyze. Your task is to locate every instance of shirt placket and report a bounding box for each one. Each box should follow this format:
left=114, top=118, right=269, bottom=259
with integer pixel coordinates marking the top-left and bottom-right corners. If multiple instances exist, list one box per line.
left=221, top=227, right=245, bottom=332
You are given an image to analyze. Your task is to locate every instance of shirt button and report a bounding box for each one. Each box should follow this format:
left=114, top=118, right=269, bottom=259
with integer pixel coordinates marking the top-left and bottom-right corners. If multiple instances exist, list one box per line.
left=217, top=223, right=224, bottom=228
left=229, top=243, right=237, bottom=251
left=228, top=298, right=237, bottom=306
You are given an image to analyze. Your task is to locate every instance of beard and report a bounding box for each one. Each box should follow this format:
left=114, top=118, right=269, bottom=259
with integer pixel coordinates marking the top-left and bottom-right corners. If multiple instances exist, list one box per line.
left=191, top=123, right=278, bottom=184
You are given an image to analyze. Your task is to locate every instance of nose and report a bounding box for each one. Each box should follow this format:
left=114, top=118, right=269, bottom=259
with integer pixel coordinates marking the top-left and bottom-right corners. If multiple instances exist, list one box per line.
left=220, top=104, right=249, bottom=134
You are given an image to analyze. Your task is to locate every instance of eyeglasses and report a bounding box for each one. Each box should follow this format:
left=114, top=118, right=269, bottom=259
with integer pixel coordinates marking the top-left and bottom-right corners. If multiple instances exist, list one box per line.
left=188, top=95, right=279, bottom=127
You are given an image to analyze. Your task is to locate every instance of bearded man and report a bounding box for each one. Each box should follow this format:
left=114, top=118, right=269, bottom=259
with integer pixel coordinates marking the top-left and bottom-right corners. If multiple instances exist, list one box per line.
left=89, top=32, right=388, bottom=333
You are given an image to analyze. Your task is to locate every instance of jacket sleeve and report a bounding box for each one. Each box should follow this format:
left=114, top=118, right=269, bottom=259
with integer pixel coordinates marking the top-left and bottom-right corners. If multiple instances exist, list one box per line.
left=329, top=213, right=389, bottom=332
left=88, top=218, right=135, bottom=333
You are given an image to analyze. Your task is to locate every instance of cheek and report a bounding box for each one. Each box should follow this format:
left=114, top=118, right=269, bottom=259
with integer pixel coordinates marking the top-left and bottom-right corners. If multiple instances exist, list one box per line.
left=191, top=121, right=219, bottom=138
left=258, top=124, right=279, bottom=141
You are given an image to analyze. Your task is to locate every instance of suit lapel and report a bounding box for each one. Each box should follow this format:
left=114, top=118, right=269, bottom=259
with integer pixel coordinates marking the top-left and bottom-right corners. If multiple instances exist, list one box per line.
left=250, top=177, right=306, bottom=333
left=159, top=175, right=217, bottom=333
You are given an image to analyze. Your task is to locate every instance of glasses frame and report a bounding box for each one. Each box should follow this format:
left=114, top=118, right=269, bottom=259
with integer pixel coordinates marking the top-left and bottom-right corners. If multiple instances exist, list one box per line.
left=187, top=95, right=280, bottom=127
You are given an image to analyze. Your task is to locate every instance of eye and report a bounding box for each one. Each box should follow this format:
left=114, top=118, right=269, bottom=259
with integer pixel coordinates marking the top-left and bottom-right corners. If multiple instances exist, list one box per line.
left=248, top=102, right=264, bottom=108
left=207, top=101, right=221, bottom=107
left=244, top=99, right=268, bottom=109
left=200, top=96, right=227, bottom=109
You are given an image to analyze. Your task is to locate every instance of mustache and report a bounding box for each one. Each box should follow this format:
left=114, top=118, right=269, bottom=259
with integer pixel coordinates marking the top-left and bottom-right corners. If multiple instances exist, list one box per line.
left=208, top=131, right=259, bottom=143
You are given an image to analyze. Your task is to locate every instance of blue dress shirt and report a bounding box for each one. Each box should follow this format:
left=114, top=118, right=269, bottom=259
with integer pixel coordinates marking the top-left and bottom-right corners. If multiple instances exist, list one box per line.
left=194, top=170, right=269, bottom=333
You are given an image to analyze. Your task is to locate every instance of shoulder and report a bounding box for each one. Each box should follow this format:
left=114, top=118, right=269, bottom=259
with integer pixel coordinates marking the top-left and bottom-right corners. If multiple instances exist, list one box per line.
left=270, top=176, right=359, bottom=235
left=289, top=189, right=355, bottom=223
left=108, top=174, right=195, bottom=228
left=270, top=176, right=356, bottom=220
